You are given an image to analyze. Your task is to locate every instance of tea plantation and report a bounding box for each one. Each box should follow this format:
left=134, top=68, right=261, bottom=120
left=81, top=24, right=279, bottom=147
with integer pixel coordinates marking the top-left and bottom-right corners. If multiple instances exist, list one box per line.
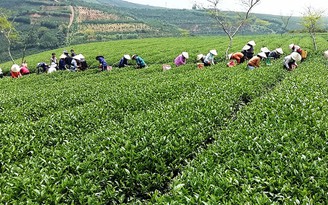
left=0, top=35, right=328, bottom=204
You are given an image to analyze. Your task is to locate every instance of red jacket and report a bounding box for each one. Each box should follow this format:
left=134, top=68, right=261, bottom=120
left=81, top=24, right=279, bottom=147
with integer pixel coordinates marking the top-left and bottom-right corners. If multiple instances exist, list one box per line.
left=11, top=71, right=22, bottom=78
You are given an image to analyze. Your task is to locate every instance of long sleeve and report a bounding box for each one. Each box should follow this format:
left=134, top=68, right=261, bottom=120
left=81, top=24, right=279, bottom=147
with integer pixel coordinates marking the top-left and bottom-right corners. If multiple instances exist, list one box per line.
left=174, top=55, right=186, bottom=66
left=204, top=53, right=214, bottom=65
left=284, top=56, right=291, bottom=69
left=136, top=57, right=145, bottom=66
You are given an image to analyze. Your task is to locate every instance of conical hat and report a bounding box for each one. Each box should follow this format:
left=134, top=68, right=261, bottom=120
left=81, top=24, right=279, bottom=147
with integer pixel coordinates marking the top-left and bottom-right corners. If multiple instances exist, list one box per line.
left=182, top=52, right=189, bottom=59
left=291, top=52, right=301, bottom=62
left=276, top=48, right=283, bottom=55
left=210, top=50, right=217, bottom=56
left=228, top=53, right=233, bottom=60
left=242, top=45, right=251, bottom=51
left=197, top=54, right=204, bottom=60
left=324, top=50, right=328, bottom=59
left=248, top=40, right=256, bottom=46
left=11, top=64, right=20, bottom=72
left=124, top=54, right=131, bottom=60
left=289, top=44, right=294, bottom=50
left=60, top=54, right=67, bottom=59
left=260, top=47, right=270, bottom=53
left=77, top=54, right=85, bottom=59
left=258, top=52, right=267, bottom=59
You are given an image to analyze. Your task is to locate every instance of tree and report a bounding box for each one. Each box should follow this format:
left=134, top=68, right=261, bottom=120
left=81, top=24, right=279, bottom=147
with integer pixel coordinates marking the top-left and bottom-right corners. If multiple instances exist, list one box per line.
left=280, top=13, right=292, bottom=36
left=205, top=0, right=261, bottom=57
left=0, top=14, right=18, bottom=63
left=301, top=7, right=324, bottom=51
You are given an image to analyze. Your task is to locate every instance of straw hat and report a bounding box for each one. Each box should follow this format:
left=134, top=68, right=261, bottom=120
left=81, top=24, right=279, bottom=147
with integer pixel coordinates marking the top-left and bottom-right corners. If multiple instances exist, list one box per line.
left=260, top=47, right=270, bottom=53
left=124, top=54, right=131, bottom=60
left=291, top=52, right=302, bottom=62
left=258, top=52, right=267, bottom=59
left=289, top=44, right=295, bottom=50
left=276, top=48, right=283, bottom=55
left=248, top=40, right=256, bottom=46
left=197, top=54, right=204, bottom=60
left=228, top=53, right=233, bottom=60
left=11, top=64, right=20, bottom=72
left=182, top=52, right=189, bottom=59
left=324, top=50, right=328, bottom=59
left=77, top=54, right=85, bottom=59
left=242, top=45, right=251, bottom=51
left=210, top=49, right=217, bottom=56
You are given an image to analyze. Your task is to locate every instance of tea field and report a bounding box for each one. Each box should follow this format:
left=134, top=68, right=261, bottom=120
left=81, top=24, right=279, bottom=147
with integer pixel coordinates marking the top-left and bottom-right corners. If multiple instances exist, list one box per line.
left=1, top=34, right=328, bottom=204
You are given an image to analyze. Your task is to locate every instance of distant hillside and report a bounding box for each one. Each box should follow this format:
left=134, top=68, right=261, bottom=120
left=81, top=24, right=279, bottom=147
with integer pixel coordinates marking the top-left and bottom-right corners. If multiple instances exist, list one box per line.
left=0, top=0, right=315, bottom=63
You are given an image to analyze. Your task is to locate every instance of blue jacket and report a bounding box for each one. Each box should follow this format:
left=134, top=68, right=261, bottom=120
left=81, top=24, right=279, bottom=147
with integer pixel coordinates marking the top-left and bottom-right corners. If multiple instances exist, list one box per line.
left=135, top=56, right=146, bottom=67
left=59, top=59, right=66, bottom=70
left=98, top=57, right=107, bottom=67
left=118, top=57, right=128, bottom=68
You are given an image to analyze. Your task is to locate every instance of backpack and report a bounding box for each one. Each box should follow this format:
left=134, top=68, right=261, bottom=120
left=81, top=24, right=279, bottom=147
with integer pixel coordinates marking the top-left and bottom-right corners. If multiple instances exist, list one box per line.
left=301, top=50, right=307, bottom=60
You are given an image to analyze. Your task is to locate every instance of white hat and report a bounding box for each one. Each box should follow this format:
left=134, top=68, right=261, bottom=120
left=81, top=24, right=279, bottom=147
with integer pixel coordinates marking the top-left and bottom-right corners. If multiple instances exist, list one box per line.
left=76, top=54, right=85, bottom=59
left=228, top=53, right=233, bottom=60
left=242, top=45, right=251, bottom=51
left=210, top=49, right=217, bottom=56
left=276, top=48, right=283, bottom=55
left=182, top=52, right=189, bottom=59
left=324, top=50, right=328, bottom=59
left=124, top=54, right=131, bottom=60
left=197, top=54, right=204, bottom=61
left=248, top=40, right=256, bottom=46
left=289, top=44, right=295, bottom=50
left=260, top=47, right=270, bottom=53
left=60, top=54, right=67, bottom=59
left=258, top=52, right=267, bottom=59
left=11, top=64, right=20, bottom=72
left=291, top=52, right=302, bottom=62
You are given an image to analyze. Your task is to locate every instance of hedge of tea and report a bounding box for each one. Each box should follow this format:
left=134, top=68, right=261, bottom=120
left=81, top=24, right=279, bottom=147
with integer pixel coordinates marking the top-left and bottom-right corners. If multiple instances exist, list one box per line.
left=1, top=34, right=328, bottom=204
left=155, top=57, right=328, bottom=204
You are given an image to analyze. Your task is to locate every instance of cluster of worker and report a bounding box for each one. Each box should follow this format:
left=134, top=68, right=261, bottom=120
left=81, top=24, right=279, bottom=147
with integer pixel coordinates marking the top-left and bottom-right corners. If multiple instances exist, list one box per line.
left=4, top=49, right=148, bottom=78
left=173, top=40, right=309, bottom=71
left=2, top=40, right=328, bottom=79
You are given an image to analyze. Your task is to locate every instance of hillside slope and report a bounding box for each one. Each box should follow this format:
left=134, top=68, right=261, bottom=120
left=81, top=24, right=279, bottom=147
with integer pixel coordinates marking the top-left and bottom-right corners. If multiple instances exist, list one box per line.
left=0, top=0, right=310, bottom=63
left=1, top=35, right=328, bottom=204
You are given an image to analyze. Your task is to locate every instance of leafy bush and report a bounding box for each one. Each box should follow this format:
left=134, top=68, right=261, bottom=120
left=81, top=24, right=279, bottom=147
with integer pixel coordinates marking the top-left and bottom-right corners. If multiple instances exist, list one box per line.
left=1, top=35, right=328, bottom=204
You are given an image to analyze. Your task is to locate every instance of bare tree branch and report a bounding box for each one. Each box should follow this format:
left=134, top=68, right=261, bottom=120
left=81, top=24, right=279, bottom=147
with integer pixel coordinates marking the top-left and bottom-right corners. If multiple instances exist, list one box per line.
left=206, top=0, right=261, bottom=57
left=0, top=14, right=16, bottom=64
left=280, top=13, right=293, bottom=35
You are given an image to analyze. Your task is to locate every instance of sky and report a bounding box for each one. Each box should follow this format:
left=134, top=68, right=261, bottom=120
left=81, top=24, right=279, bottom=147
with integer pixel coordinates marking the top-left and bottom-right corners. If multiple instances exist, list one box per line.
left=124, top=0, right=327, bottom=16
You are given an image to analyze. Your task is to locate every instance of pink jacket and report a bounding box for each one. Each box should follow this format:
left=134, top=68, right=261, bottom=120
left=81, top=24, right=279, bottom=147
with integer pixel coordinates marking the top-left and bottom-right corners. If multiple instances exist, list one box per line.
left=174, top=55, right=186, bottom=67
left=20, top=66, right=30, bottom=75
